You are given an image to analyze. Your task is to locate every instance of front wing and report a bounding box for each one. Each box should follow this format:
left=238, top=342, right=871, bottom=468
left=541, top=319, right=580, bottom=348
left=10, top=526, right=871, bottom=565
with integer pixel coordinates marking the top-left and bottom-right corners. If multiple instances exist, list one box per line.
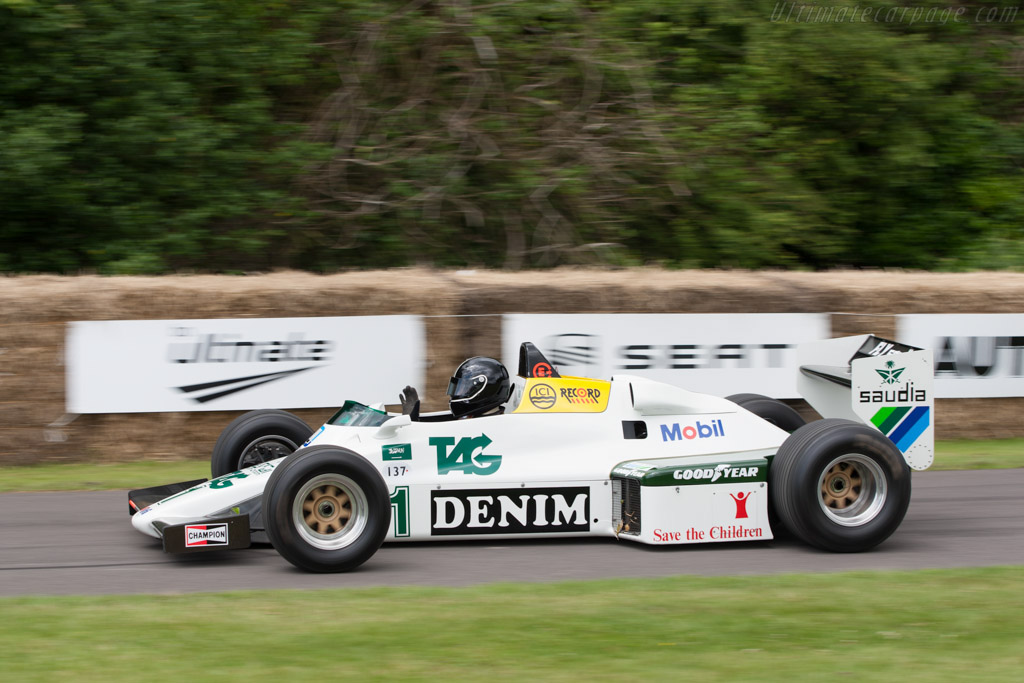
left=130, top=479, right=253, bottom=553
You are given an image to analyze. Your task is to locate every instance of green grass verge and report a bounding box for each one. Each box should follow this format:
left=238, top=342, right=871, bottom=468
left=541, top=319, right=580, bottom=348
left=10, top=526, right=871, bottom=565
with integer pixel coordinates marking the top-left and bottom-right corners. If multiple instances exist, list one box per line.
left=0, top=568, right=1021, bottom=681
left=0, top=438, right=1020, bottom=493
left=932, top=438, right=1024, bottom=470
left=0, top=460, right=210, bottom=493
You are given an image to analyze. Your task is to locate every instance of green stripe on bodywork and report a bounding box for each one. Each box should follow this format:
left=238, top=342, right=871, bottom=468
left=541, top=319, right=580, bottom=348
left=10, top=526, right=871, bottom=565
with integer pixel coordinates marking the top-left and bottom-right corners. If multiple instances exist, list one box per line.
left=871, top=406, right=897, bottom=429
left=627, top=459, right=768, bottom=487
left=879, top=406, right=912, bottom=434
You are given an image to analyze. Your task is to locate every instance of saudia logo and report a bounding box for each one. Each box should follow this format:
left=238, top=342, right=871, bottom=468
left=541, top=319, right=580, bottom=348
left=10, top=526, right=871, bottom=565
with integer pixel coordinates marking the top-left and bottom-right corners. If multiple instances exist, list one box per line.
left=876, top=360, right=905, bottom=385
left=431, top=487, right=589, bottom=535
left=432, top=434, right=502, bottom=475
left=660, top=420, right=726, bottom=442
left=860, top=358, right=927, bottom=403
left=859, top=382, right=927, bottom=403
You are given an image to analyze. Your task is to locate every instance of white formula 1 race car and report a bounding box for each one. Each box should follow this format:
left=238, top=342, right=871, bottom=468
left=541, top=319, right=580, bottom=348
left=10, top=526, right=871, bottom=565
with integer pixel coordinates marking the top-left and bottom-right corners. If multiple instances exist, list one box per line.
left=129, top=337, right=935, bottom=572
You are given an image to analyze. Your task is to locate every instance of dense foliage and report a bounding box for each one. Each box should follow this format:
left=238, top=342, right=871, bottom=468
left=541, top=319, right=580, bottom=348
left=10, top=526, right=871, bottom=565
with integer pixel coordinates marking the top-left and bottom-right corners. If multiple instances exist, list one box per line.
left=2, top=0, right=1023, bottom=272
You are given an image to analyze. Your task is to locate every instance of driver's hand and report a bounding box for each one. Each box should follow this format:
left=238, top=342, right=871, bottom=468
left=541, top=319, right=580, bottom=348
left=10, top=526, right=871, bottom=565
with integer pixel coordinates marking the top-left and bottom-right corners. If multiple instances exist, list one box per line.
left=400, top=386, right=420, bottom=417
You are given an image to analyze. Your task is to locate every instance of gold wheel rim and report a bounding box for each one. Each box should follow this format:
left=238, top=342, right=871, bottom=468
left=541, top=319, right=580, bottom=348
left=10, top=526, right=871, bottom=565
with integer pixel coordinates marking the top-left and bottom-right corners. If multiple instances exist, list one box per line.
left=817, top=454, right=887, bottom=527
left=301, top=485, right=353, bottom=535
left=291, top=474, right=369, bottom=550
left=821, top=461, right=863, bottom=511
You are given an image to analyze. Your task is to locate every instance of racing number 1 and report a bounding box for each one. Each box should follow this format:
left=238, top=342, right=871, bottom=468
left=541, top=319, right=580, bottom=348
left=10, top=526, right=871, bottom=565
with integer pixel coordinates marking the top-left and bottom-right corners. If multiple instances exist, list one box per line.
left=390, top=486, right=410, bottom=538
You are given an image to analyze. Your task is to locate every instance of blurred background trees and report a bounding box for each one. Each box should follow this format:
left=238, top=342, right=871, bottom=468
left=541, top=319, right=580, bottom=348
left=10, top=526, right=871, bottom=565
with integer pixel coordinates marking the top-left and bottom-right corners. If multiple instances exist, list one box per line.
left=2, top=0, right=1023, bottom=273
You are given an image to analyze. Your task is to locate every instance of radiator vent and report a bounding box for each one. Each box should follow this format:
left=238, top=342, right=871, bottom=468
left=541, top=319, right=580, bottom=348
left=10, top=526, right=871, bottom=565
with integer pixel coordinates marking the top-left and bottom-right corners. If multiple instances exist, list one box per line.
left=612, top=477, right=641, bottom=536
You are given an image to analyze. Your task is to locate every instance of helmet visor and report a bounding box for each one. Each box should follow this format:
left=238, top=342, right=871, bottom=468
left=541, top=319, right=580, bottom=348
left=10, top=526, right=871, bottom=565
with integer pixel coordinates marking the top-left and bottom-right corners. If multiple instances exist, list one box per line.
left=447, top=373, right=487, bottom=403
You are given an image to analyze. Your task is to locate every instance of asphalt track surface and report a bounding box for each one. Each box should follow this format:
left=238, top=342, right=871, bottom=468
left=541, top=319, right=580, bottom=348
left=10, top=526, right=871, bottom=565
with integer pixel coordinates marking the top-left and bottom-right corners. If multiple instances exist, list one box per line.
left=1, top=469, right=1021, bottom=596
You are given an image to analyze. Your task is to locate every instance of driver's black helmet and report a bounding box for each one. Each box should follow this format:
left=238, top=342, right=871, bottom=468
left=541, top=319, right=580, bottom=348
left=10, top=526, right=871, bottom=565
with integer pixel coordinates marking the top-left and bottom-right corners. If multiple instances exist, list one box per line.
left=447, top=356, right=512, bottom=418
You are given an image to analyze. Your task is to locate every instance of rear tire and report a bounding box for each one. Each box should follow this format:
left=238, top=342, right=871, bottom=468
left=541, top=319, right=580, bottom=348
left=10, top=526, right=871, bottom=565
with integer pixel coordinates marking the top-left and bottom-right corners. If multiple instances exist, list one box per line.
left=727, top=393, right=807, bottom=541
left=770, top=418, right=911, bottom=552
left=726, top=393, right=806, bottom=433
left=262, top=445, right=390, bottom=573
left=211, top=410, right=313, bottom=478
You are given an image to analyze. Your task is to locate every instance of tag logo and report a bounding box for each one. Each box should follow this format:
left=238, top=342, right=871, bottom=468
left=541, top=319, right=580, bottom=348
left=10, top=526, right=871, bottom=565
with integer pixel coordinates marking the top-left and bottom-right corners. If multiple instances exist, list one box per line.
left=432, top=434, right=502, bottom=475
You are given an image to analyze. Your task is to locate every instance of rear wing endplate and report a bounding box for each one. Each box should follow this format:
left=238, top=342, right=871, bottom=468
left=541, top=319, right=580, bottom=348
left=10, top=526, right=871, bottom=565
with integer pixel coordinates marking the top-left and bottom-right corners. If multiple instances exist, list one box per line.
left=798, top=335, right=934, bottom=470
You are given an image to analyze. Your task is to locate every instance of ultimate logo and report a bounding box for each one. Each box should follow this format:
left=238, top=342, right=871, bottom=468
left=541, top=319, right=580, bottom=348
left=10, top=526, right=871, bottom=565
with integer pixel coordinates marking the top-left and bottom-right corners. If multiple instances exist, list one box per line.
left=875, top=360, right=904, bottom=385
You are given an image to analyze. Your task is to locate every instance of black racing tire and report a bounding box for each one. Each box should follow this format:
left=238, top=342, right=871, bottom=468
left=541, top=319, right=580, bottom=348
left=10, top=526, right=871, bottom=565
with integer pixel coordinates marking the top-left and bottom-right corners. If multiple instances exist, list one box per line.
left=770, top=418, right=911, bottom=553
left=726, top=393, right=807, bottom=434
left=210, top=410, right=313, bottom=478
left=262, top=445, right=391, bottom=573
left=728, top=393, right=807, bottom=541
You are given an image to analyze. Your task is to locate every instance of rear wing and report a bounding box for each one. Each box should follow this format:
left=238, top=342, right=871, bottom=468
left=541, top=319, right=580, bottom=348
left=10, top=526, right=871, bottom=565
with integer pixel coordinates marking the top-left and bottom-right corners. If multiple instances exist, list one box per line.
left=798, top=335, right=934, bottom=470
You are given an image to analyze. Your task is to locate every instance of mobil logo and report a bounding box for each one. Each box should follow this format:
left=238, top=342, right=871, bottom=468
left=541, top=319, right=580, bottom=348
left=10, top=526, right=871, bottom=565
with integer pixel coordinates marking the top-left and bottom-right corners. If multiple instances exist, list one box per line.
left=660, top=419, right=726, bottom=442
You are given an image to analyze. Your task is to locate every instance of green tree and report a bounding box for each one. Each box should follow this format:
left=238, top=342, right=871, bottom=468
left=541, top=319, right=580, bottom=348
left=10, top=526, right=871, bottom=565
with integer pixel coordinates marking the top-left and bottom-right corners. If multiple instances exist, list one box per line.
left=2, top=1, right=1023, bottom=272
left=0, top=0, right=331, bottom=273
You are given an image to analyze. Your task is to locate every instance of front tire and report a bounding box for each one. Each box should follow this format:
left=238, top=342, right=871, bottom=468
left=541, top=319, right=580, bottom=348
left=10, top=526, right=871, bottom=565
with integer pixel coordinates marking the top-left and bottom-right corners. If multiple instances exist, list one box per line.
left=262, top=445, right=390, bottom=573
left=770, top=418, right=911, bottom=552
left=211, top=410, right=313, bottom=478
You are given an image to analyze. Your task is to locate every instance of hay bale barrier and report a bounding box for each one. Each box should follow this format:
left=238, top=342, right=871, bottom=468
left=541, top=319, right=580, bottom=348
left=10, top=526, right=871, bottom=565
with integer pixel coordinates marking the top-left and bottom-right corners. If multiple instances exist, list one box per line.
left=2, top=269, right=1023, bottom=465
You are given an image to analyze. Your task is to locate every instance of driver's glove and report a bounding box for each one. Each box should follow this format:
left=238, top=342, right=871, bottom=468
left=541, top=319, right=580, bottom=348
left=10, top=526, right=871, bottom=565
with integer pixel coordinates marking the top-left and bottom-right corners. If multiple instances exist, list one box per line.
left=400, top=385, right=420, bottom=420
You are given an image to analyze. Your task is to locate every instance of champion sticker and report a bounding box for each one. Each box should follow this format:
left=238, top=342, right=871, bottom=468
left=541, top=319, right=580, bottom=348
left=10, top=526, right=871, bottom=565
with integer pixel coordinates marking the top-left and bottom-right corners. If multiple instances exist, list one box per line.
left=185, top=523, right=229, bottom=547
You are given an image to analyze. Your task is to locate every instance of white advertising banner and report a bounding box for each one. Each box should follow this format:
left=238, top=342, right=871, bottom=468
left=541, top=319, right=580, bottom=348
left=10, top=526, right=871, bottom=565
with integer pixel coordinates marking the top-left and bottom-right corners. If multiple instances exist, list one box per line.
left=67, top=316, right=425, bottom=413
left=502, top=314, right=830, bottom=398
left=896, top=314, right=1024, bottom=398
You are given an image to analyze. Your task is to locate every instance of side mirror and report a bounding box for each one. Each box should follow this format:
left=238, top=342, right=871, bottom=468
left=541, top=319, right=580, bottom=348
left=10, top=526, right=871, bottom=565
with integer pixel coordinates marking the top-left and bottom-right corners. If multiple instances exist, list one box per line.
left=374, top=414, right=412, bottom=439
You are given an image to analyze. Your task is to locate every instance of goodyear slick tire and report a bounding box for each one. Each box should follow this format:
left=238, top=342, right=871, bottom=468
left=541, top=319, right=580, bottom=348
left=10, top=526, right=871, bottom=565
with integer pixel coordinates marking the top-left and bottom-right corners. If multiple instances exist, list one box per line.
left=726, top=393, right=807, bottom=433
left=211, top=410, right=313, bottom=478
left=262, top=445, right=390, bottom=573
left=770, top=418, right=911, bottom=553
